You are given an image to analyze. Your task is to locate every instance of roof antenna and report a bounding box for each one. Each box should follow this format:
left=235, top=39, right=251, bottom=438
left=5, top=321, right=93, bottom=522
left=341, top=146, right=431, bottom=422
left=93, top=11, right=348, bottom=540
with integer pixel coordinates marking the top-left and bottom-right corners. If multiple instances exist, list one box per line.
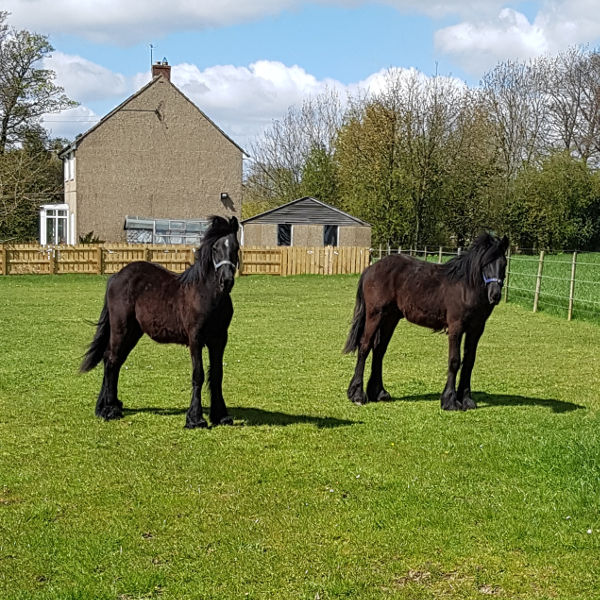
left=149, top=43, right=155, bottom=67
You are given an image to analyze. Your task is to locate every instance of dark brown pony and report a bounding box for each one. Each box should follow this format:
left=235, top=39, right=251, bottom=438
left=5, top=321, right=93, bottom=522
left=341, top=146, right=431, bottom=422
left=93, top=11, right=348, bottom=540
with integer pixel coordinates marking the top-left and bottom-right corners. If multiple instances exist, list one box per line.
left=344, top=233, right=508, bottom=410
left=81, top=216, right=240, bottom=428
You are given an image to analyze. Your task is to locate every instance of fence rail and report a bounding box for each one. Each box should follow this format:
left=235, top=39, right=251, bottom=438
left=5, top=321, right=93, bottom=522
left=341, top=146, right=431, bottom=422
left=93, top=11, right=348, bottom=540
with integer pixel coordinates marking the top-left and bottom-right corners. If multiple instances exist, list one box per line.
left=0, top=244, right=370, bottom=277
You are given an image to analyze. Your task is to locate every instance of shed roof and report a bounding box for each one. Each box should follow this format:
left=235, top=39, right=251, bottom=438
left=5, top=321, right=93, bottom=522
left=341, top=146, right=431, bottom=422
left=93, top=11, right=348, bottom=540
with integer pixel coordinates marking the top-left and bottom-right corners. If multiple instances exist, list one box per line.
left=58, top=75, right=247, bottom=158
left=241, top=197, right=370, bottom=227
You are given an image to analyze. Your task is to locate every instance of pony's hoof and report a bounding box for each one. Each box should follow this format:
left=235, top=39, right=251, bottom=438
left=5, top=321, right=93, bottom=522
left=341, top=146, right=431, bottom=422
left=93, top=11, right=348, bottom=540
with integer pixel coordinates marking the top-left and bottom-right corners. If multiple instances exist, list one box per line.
left=461, top=396, right=477, bottom=410
left=214, top=415, right=234, bottom=426
left=375, top=389, right=391, bottom=402
left=440, top=392, right=460, bottom=411
left=348, top=387, right=367, bottom=405
left=98, top=405, right=123, bottom=420
left=351, top=395, right=368, bottom=406
left=185, top=417, right=208, bottom=429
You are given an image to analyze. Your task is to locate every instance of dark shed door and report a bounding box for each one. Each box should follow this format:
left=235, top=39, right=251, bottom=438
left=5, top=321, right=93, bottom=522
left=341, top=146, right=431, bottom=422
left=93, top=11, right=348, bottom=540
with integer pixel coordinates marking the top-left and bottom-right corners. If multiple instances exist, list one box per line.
left=278, top=224, right=292, bottom=246
left=324, top=225, right=338, bottom=246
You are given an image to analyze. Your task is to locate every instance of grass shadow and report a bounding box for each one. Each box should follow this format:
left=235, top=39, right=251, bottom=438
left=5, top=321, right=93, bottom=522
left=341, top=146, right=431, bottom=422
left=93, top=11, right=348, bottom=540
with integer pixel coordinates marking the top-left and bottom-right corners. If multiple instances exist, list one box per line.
left=388, top=392, right=584, bottom=413
left=124, top=406, right=358, bottom=428
left=230, top=407, right=358, bottom=428
left=123, top=407, right=187, bottom=416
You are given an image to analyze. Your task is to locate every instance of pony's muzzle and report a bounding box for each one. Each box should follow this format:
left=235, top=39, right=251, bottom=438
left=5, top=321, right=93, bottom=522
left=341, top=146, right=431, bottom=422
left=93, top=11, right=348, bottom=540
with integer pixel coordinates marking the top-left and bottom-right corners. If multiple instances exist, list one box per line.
left=218, top=268, right=236, bottom=293
left=488, top=284, right=502, bottom=305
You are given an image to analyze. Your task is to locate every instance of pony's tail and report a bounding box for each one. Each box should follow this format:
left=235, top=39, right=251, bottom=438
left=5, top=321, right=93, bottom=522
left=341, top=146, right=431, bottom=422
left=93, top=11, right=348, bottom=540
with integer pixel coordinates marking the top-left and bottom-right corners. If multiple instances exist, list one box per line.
left=80, top=293, right=110, bottom=373
left=343, top=273, right=366, bottom=354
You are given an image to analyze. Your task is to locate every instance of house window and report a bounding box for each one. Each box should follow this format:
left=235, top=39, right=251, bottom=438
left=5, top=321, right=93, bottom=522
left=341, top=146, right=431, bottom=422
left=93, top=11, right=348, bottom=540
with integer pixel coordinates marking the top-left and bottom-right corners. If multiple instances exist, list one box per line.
left=40, top=204, right=71, bottom=245
left=277, top=224, right=292, bottom=246
left=63, top=153, right=75, bottom=182
left=324, top=225, right=338, bottom=246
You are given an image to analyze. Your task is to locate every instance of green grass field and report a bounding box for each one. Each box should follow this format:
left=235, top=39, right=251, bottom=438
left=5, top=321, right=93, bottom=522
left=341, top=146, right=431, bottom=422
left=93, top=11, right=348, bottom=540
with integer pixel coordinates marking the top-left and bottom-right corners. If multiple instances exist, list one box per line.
left=1, top=274, right=600, bottom=599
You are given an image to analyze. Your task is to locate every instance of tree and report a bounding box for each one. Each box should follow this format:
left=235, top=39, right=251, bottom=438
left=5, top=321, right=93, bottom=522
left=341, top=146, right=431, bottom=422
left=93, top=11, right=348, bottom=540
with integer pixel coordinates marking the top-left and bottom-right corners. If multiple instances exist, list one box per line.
left=244, top=89, right=344, bottom=210
left=508, top=151, right=600, bottom=249
left=0, top=11, right=77, bottom=154
left=0, top=126, right=65, bottom=241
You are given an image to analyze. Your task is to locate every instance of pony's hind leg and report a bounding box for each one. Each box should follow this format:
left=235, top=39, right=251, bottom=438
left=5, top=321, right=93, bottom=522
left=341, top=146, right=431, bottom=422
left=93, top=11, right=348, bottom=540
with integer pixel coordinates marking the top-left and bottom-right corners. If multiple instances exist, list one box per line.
left=96, top=320, right=142, bottom=420
left=366, top=310, right=401, bottom=403
left=347, top=310, right=384, bottom=405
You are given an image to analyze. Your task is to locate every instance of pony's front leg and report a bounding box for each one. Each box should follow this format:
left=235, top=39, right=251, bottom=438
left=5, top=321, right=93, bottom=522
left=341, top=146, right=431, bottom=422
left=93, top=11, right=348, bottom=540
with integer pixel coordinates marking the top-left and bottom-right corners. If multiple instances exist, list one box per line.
left=207, top=334, right=233, bottom=426
left=440, top=328, right=464, bottom=411
left=457, top=323, right=485, bottom=410
left=185, top=343, right=208, bottom=429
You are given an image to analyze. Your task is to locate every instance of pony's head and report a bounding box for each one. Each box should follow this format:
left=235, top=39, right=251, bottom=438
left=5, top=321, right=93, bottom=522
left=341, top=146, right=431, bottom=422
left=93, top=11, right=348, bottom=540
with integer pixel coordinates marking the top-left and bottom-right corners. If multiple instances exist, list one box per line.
left=467, top=233, right=509, bottom=305
left=180, top=216, right=239, bottom=291
left=445, top=233, right=509, bottom=305
left=209, top=216, right=239, bottom=293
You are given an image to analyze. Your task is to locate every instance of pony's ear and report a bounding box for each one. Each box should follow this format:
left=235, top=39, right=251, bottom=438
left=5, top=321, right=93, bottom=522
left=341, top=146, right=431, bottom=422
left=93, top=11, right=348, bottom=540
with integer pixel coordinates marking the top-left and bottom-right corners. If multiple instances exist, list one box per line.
left=502, top=235, right=509, bottom=252
left=230, top=216, right=239, bottom=234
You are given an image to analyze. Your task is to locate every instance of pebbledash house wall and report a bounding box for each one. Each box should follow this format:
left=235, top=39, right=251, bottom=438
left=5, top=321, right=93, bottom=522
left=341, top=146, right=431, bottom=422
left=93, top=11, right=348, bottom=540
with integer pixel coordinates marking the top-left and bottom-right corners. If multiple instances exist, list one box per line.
left=66, top=75, right=243, bottom=242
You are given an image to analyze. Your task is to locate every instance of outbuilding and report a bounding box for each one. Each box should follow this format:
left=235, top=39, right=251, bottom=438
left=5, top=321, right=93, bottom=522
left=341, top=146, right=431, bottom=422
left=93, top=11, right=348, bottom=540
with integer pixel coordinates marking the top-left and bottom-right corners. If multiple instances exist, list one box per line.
left=241, top=197, right=371, bottom=247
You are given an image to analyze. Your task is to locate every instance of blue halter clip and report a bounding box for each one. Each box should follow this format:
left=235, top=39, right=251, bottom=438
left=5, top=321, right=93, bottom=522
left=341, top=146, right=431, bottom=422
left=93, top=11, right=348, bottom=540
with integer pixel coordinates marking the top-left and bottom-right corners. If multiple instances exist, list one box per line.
left=483, top=274, right=503, bottom=286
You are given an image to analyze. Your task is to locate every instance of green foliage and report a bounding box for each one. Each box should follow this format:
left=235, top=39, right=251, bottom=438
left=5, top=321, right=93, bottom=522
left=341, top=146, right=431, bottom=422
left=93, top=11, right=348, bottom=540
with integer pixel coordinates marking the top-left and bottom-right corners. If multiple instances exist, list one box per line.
left=508, top=152, right=600, bottom=250
left=300, top=145, right=339, bottom=206
left=0, top=12, right=78, bottom=153
left=1, top=275, right=600, bottom=598
left=0, top=127, right=65, bottom=242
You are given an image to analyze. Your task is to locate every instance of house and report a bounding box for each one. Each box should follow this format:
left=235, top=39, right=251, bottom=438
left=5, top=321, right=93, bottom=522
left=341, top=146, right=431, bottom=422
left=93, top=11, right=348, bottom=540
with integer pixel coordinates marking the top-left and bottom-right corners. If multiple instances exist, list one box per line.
left=45, top=59, right=245, bottom=245
left=241, top=197, right=371, bottom=247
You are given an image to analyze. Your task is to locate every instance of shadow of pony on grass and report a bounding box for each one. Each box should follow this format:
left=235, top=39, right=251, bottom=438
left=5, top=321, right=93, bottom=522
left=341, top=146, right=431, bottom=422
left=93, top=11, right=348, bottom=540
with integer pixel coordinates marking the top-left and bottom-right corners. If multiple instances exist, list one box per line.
left=382, top=392, right=583, bottom=414
left=123, top=406, right=358, bottom=428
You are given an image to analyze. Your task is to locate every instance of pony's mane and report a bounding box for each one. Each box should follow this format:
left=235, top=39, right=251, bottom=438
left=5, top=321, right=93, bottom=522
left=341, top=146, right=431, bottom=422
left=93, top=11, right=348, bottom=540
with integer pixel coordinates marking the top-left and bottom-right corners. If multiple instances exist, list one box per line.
left=441, top=233, right=506, bottom=289
left=178, top=216, right=238, bottom=285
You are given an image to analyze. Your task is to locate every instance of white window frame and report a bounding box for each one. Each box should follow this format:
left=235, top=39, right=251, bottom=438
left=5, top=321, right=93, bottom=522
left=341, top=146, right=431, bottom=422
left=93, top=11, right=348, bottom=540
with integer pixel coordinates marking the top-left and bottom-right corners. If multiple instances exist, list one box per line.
left=40, top=204, right=72, bottom=245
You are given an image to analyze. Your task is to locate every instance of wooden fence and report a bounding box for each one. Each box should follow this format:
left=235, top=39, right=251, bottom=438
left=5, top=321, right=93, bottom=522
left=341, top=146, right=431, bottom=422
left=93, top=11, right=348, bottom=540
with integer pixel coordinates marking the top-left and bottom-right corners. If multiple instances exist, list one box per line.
left=0, top=244, right=370, bottom=276
left=241, top=246, right=370, bottom=276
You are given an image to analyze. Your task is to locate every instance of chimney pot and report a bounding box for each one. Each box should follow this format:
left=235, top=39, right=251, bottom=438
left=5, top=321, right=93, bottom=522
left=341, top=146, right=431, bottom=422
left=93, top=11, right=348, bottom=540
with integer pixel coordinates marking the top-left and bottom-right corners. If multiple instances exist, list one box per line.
left=152, top=58, right=171, bottom=82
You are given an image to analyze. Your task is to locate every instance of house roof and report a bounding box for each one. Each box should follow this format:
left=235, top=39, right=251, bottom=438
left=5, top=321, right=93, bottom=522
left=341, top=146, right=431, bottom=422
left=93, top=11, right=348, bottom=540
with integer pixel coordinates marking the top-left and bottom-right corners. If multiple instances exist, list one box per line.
left=241, top=197, right=370, bottom=227
left=58, top=75, right=248, bottom=158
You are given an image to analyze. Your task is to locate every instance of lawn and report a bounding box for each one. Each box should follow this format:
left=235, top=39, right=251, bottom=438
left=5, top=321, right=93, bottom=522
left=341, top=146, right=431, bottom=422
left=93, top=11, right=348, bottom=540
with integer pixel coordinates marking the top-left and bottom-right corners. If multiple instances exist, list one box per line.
left=1, top=274, right=599, bottom=599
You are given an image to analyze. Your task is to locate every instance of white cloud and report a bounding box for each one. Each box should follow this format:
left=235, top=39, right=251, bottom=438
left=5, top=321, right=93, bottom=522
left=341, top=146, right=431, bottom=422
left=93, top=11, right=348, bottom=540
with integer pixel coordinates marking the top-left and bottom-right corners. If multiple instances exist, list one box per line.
left=41, top=105, right=101, bottom=141
left=43, top=52, right=144, bottom=102
left=0, top=0, right=516, bottom=45
left=435, top=1, right=600, bottom=75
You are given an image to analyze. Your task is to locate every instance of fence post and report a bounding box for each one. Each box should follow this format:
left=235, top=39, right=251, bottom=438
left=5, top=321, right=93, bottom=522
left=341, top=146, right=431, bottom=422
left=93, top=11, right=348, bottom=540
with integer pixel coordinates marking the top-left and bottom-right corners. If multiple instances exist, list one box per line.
left=533, top=250, right=545, bottom=313
left=387, top=243, right=391, bottom=256
left=52, top=247, right=58, bottom=274
left=0, top=245, right=6, bottom=275
left=423, top=246, right=427, bottom=261
left=504, top=245, right=511, bottom=303
left=438, top=246, right=442, bottom=264
left=457, top=247, right=462, bottom=256
left=568, top=251, right=577, bottom=321
left=379, top=245, right=382, bottom=260
left=398, top=246, right=401, bottom=255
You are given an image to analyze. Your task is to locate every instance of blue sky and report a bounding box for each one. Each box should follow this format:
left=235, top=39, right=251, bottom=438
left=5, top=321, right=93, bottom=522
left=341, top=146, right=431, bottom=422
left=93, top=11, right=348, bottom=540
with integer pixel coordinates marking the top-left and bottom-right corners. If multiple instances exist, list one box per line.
left=4, top=0, right=599, bottom=148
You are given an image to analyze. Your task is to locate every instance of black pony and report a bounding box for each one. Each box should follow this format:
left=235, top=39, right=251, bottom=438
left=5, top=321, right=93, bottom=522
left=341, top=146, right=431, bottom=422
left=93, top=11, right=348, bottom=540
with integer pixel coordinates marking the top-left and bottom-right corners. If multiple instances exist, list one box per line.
left=81, top=216, right=240, bottom=428
left=344, top=233, right=508, bottom=410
